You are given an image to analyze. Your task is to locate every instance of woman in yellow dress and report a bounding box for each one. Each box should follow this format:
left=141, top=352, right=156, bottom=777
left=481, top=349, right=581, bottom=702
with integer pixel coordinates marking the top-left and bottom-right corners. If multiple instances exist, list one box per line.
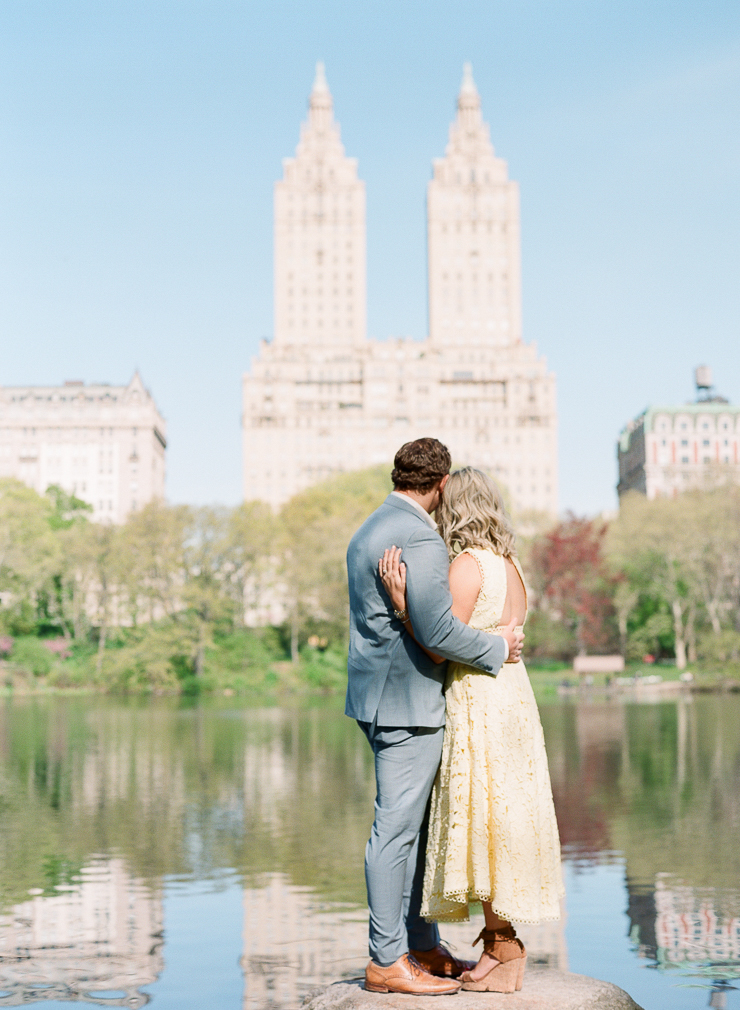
left=379, top=467, right=564, bottom=993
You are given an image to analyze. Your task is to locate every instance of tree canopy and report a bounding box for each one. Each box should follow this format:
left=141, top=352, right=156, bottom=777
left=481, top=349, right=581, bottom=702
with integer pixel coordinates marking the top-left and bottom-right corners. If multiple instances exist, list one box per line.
left=1, top=472, right=739, bottom=691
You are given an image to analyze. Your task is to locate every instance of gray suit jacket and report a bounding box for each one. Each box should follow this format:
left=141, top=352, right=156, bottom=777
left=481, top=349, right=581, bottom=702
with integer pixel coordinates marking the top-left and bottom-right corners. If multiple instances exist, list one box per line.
left=345, top=493, right=506, bottom=727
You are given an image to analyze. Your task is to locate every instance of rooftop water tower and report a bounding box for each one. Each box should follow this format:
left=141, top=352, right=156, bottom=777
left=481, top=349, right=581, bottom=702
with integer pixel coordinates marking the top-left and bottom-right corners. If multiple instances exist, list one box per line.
left=695, top=365, right=712, bottom=393
left=694, top=365, right=728, bottom=404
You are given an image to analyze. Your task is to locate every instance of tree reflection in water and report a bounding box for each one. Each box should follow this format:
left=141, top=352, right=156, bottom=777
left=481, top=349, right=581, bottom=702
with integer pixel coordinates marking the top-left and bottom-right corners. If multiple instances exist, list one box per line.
left=541, top=694, right=740, bottom=1003
left=0, top=694, right=738, bottom=1007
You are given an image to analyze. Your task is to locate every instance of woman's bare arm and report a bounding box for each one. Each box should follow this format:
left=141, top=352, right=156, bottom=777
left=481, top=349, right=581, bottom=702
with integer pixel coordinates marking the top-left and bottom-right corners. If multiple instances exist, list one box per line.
left=379, top=546, right=523, bottom=664
left=379, top=548, right=482, bottom=663
left=448, top=552, right=482, bottom=624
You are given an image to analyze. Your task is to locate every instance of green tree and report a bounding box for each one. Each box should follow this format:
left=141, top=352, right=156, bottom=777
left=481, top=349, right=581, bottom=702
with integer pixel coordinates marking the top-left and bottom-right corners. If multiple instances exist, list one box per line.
left=607, top=492, right=701, bottom=668
left=180, top=507, right=236, bottom=677
left=682, top=487, right=740, bottom=636
left=39, top=485, right=94, bottom=639
left=0, top=479, right=60, bottom=633
left=118, top=500, right=193, bottom=623
left=87, top=522, right=126, bottom=675
left=280, top=467, right=392, bottom=660
left=44, top=484, right=93, bottom=530
left=221, top=500, right=277, bottom=628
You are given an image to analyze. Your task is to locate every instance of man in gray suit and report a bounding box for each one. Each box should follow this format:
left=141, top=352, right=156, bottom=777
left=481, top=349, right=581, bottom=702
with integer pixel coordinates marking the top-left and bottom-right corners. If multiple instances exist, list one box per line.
left=346, top=438, right=523, bottom=996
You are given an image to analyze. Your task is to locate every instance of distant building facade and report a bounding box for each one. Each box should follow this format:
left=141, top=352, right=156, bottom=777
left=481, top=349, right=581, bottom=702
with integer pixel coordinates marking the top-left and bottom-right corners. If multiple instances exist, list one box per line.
left=0, top=372, right=166, bottom=523
left=242, top=64, right=558, bottom=514
left=617, top=369, right=740, bottom=500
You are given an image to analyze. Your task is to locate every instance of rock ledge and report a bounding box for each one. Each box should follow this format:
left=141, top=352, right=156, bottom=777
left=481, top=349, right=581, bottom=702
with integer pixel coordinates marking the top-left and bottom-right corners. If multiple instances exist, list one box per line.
left=303, top=967, right=644, bottom=1010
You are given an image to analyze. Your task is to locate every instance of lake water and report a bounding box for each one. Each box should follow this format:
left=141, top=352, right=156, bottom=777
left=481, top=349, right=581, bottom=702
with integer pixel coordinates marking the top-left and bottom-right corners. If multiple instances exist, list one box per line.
left=0, top=693, right=738, bottom=1010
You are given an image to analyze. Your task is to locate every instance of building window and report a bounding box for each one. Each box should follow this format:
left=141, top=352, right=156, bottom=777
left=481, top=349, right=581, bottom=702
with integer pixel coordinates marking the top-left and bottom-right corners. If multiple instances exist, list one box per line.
left=681, top=456, right=689, bottom=463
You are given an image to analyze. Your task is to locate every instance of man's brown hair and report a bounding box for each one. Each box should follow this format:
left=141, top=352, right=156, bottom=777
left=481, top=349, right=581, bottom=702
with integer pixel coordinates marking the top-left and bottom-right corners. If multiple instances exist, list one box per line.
left=391, top=438, right=452, bottom=493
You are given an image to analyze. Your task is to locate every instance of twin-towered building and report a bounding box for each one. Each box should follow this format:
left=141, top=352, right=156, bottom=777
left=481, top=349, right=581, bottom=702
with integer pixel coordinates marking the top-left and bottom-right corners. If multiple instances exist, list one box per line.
left=242, top=63, right=558, bottom=514
left=7, top=67, right=735, bottom=520
left=5, top=65, right=561, bottom=521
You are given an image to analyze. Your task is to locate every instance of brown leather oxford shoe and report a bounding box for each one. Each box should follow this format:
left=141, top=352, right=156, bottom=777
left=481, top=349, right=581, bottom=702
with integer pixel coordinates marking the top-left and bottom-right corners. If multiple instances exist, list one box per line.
left=411, top=943, right=477, bottom=979
left=365, top=953, right=462, bottom=995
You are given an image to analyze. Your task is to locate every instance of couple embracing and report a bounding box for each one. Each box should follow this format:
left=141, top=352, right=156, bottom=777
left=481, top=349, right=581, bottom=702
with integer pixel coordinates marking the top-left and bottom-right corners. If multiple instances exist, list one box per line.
left=346, top=438, right=564, bottom=996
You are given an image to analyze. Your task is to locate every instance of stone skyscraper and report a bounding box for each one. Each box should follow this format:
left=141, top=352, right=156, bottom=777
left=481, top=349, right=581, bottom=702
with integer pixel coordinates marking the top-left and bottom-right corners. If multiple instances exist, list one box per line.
left=424, top=64, right=556, bottom=511
left=273, top=61, right=366, bottom=349
left=243, top=64, right=557, bottom=514
left=428, top=63, right=522, bottom=349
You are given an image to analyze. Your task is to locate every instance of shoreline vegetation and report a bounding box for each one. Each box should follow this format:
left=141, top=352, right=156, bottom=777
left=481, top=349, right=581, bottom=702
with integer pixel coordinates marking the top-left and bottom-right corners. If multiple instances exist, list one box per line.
left=2, top=648, right=738, bottom=702
left=2, top=470, right=740, bottom=698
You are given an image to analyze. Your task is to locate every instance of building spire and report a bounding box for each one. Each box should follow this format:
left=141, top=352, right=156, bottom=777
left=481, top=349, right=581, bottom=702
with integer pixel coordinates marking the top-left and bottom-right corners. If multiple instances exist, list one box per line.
left=457, top=61, right=482, bottom=125
left=312, top=60, right=329, bottom=95
left=309, top=60, right=333, bottom=126
left=460, top=62, right=478, bottom=97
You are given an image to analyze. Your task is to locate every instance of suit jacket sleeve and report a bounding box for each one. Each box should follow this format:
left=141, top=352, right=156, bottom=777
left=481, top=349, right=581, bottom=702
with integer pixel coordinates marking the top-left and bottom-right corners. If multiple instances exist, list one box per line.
left=403, top=527, right=506, bottom=675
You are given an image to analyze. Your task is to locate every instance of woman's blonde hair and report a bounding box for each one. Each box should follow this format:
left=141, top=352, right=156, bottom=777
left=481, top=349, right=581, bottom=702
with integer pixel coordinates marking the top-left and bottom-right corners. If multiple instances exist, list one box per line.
left=437, top=467, right=516, bottom=559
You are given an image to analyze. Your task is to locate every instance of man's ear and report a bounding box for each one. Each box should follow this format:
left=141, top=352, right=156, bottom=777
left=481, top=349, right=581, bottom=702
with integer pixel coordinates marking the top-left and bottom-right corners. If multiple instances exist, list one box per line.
left=439, top=473, right=450, bottom=493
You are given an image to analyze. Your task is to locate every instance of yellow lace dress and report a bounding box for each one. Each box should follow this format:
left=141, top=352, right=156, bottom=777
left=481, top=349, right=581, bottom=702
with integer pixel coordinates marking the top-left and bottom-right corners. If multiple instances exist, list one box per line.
left=421, top=547, right=564, bottom=924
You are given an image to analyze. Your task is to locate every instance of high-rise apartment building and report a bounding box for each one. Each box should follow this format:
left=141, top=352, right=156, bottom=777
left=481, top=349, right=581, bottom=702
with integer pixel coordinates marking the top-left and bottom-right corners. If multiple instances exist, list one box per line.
left=428, top=64, right=522, bottom=350
left=273, top=61, right=366, bottom=350
left=243, top=64, right=557, bottom=514
left=0, top=372, right=166, bottom=522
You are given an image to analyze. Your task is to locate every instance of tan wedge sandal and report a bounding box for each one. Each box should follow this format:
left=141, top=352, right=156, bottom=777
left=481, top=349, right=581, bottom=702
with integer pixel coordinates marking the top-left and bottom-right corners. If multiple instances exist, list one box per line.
left=460, top=925, right=527, bottom=993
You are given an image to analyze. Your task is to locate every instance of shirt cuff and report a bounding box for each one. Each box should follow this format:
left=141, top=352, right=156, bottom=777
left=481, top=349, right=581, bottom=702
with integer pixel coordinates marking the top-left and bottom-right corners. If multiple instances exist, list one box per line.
left=502, top=638, right=509, bottom=661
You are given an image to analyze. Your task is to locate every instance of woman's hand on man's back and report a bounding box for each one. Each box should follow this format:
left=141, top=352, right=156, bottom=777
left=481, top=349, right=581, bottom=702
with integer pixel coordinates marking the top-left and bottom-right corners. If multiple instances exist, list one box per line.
left=379, top=546, right=407, bottom=612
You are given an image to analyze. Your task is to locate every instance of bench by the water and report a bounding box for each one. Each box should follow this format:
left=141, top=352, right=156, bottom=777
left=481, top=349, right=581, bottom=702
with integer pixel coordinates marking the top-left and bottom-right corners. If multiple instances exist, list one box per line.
left=573, top=655, right=625, bottom=676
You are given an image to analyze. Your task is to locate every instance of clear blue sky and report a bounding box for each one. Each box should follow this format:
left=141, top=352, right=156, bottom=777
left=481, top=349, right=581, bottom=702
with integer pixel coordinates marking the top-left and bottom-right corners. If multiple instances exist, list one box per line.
left=1, top=0, right=738, bottom=514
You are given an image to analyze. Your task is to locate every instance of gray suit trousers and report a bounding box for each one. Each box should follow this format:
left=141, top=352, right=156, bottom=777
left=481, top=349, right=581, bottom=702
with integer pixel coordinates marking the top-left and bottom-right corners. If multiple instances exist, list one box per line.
left=358, top=719, right=444, bottom=965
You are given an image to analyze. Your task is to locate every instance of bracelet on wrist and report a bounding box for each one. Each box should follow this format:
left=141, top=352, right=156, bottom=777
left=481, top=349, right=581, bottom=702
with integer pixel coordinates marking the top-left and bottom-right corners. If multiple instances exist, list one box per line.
left=393, top=607, right=409, bottom=622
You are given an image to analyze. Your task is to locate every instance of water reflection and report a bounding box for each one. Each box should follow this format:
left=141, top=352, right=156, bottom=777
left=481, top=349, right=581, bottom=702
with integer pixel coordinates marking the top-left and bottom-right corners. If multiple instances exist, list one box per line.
left=0, top=694, right=738, bottom=1008
left=238, top=875, right=567, bottom=1009
left=240, top=873, right=368, bottom=1009
left=541, top=694, right=740, bottom=1005
left=0, top=858, right=162, bottom=1006
left=628, top=875, right=740, bottom=986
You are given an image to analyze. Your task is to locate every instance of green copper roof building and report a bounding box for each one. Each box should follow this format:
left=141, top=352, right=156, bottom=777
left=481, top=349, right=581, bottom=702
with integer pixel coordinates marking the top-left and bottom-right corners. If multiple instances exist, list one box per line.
left=617, top=368, right=739, bottom=500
